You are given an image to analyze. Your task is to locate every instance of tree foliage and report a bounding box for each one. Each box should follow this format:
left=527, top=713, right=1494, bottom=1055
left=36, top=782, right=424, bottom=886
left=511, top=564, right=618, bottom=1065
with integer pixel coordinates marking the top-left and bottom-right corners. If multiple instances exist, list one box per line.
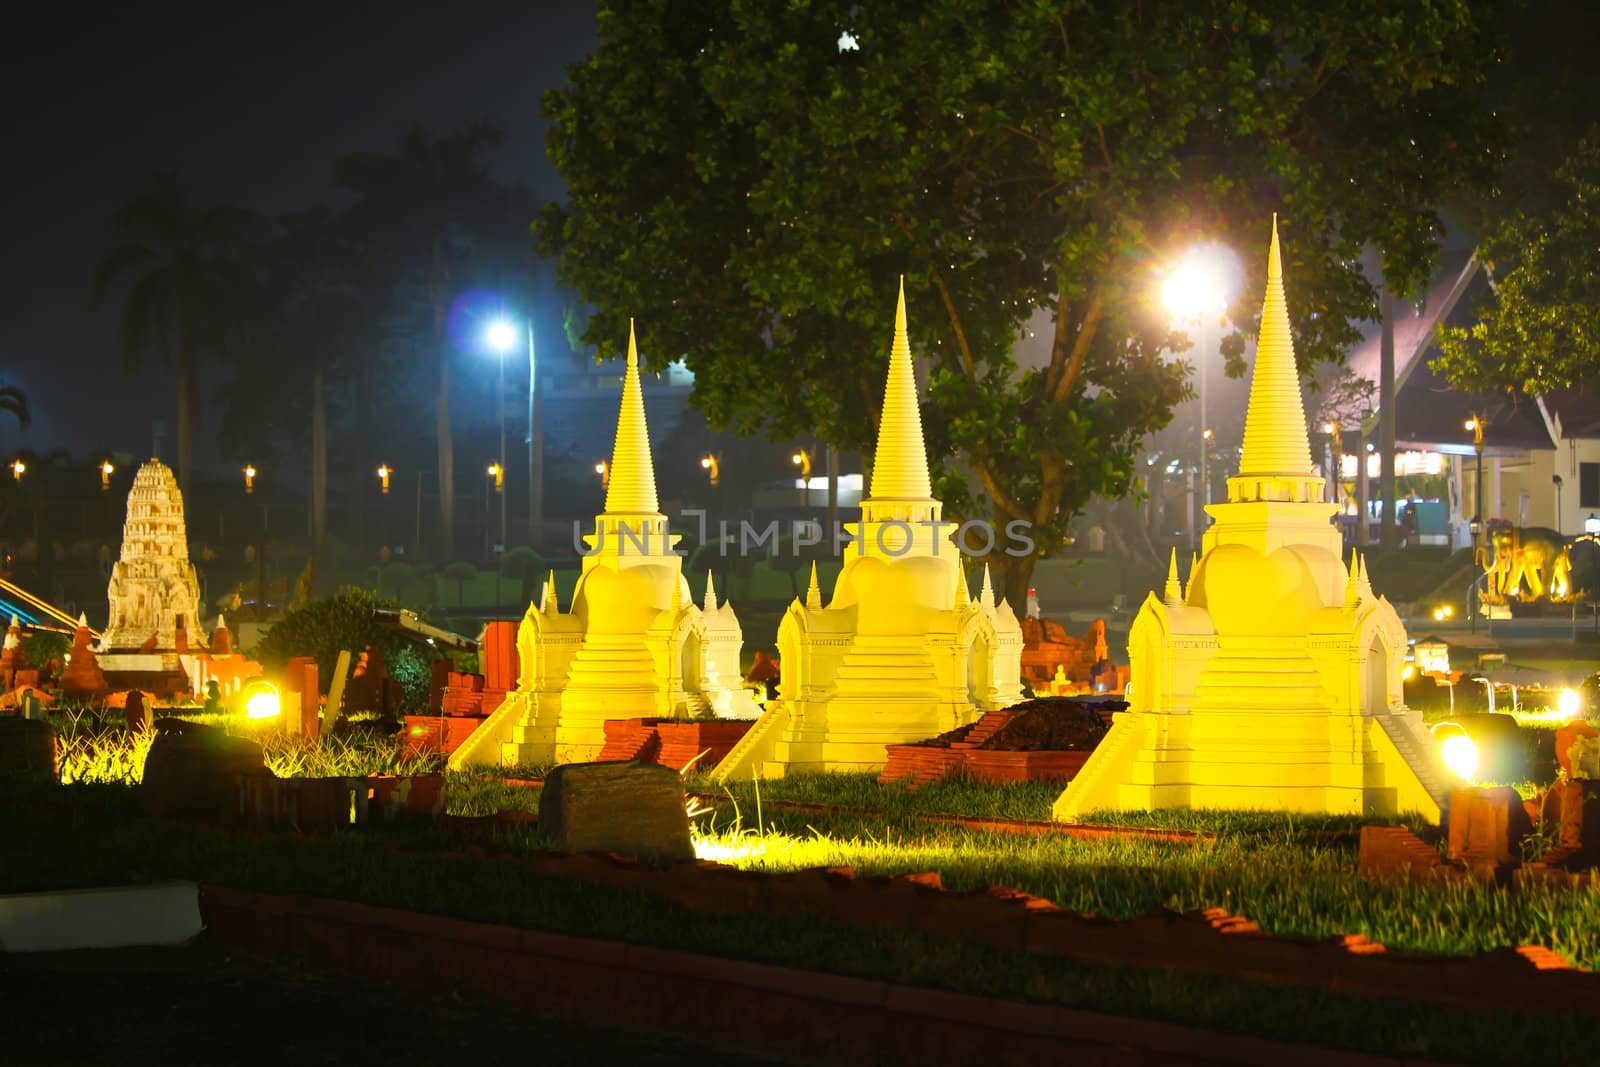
left=1434, top=128, right=1600, bottom=394
left=540, top=0, right=1503, bottom=604
left=254, top=586, right=443, bottom=705
left=91, top=172, right=263, bottom=496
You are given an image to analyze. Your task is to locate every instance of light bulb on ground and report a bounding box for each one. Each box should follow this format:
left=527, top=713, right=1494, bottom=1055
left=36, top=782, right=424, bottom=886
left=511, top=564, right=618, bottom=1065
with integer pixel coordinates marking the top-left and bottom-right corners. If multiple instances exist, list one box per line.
left=1558, top=688, right=1581, bottom=719
left=244, top=688, right=281, bottom=719
left=1439, top=733, right=1478, bottom=780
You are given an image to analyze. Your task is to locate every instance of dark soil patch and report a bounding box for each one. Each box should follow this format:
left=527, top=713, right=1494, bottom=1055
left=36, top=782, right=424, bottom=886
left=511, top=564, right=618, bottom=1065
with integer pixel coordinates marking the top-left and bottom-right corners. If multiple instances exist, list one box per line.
left=922, top=698, right=1124, bottom=751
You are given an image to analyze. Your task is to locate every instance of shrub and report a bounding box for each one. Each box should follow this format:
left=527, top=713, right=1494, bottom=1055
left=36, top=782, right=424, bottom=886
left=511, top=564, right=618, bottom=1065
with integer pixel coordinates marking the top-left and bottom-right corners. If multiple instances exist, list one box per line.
left=254, top=587, right=445, bottom=707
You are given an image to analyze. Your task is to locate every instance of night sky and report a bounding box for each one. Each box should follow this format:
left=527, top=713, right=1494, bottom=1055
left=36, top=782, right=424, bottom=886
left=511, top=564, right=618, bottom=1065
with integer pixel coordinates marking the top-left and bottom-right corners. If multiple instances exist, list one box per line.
left=1, top=1, right=596, bottom=467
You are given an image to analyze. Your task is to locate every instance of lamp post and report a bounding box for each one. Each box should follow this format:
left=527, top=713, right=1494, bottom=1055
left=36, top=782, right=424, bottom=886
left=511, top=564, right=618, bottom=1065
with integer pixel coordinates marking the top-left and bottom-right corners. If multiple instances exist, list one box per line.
left=1160, top=244, right=1236, bottom=551
left=99, top=460, right=114, bottom=491
left=377, top=465, right=392, bottom=495
left=483, top=320, right=514, bottom=554
left=1465, top=416, right=1484, bottom=540
left=595, top=461, right=609, bottom=491
left=700, top=454, right=720, bottom=487
left=792, top=449, right=813, bottom=506
left=486, top=315, right=541, bottom=550
left=10, top=459, right=24, bottom=482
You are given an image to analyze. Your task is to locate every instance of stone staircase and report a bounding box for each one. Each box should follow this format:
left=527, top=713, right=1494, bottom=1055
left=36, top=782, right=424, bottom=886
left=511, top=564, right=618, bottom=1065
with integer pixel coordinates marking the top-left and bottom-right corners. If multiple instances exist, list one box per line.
left=708, top=705, right=789, bottom=783
left=1375, top=713, right=1452, bottom=812
left=949, top=709, right=1018, bottom=750
left=1051, top=711, right=1141, bottom=821
left=597, top=720, right=662, bottom=764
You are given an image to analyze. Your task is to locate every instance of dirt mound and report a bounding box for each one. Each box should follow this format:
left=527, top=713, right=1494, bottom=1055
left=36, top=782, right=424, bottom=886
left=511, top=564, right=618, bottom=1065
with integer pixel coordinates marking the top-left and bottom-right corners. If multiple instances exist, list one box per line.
left=922, top=698, right=1124, bottom=751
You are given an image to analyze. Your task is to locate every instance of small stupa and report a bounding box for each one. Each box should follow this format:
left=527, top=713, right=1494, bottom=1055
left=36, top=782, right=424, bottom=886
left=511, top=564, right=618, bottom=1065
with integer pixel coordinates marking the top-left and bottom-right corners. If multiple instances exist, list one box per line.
left=450, top=323, right=759, bottom=768
left=59, top=613, right=109, bottom=695
left=711, top=283, right=1024, bottom=781
left=179, top=614, right=262, bottom=699
left=1053, top=219, right=1448, bottom=823
left=101, top=459, right=202, bottom=652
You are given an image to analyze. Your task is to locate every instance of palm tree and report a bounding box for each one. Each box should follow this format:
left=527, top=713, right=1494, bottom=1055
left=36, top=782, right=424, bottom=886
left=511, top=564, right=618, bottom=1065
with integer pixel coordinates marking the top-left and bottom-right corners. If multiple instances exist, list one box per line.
left=335, top=122, right=512, bottom=560
left=0, top=385, right=29, bottom=429
left=91, top=172, right=259, bottom=499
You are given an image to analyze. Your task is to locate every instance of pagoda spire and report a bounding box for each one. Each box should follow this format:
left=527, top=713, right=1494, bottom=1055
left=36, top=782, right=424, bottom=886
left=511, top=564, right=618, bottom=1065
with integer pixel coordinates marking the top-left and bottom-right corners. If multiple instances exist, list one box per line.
left=867, top=279, right=933, bottom=501
left=704, top=569, right=718, bottom=612
left=979, top=564, right=995, bottom=610
left=805, top=562, right=823, bottom=609
left=953, top=563, right=971, bottom=608
left=1237, top=216, right=1316, bottom=482
left=602, top=320, right=661, bottom=515
left=1344, top=551, right=1361, bottom=609
left=1164, top=548, right=1183, bottom=606
left=542, top=569, right=559, bottom=614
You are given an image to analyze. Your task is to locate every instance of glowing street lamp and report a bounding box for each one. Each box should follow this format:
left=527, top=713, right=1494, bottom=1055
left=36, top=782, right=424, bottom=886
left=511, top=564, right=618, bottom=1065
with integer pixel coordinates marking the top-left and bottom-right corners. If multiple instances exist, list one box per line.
left=700, top=454, right=720, bottom=487
left=377, top=464, right=392, bottom=495
left=1160, top=243, right=1238, bottom=551
left=243, top=464, right=256, bottom=494
left=792, top=449, right=812, bottom=481
left=487, top=462, right=504, bottom=493
left=9, top=459, right=24, bottom=482
left=99, top=459, right=114, bottom=490
left=595, top=460, right=609, bottom=489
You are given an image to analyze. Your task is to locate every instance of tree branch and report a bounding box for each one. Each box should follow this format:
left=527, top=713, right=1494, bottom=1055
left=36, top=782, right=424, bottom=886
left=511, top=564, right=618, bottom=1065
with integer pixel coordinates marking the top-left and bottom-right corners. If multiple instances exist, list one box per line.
left=975, top=461, right=1029, bottom=522
left=930, top=274, right=978, bottom=381
left=1044, top=285, right=1104, bottom=403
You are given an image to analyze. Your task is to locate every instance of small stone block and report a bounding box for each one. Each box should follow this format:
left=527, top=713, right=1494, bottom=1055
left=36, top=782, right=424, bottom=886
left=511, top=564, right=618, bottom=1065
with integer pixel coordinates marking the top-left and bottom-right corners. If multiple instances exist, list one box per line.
left=1447, top=786, right=1531, bottom=866
left=538, top=761, right=693, bottom=863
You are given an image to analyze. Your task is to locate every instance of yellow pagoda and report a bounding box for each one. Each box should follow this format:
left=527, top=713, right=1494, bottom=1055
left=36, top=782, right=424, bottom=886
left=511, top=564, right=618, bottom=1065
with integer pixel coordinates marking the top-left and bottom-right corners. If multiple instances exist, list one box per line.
left=1054, top=219, right=1449, bottom=823
left=450, top=322, right=758, bottom=769
left=711, top=283, right=1024, bottom=781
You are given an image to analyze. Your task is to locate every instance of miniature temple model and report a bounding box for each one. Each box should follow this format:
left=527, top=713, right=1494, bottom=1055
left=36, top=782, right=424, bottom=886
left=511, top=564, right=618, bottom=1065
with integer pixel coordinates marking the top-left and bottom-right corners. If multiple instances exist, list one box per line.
left=711, top=282, right=1024, bottom=781
left=450, top=323, right=758, bottom=769
left=100, top=459, right=202, bottom=652
left=1054, top=219, right=1448, bottom=823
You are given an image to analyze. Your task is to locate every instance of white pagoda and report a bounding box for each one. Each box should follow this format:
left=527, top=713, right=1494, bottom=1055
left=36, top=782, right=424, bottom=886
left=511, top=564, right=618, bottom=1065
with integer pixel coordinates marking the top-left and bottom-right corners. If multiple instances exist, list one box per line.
left=711, top=283, right=1024, bottom=781
left=1053, top=220, right=1449, bottom=823
left=451, top=323, right=758, bottom=768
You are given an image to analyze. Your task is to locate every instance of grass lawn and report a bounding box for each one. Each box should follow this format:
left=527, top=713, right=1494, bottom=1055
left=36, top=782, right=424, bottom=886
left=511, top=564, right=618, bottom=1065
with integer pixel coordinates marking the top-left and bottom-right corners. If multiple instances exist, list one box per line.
left=0, top=776, right=1588, bottom=1066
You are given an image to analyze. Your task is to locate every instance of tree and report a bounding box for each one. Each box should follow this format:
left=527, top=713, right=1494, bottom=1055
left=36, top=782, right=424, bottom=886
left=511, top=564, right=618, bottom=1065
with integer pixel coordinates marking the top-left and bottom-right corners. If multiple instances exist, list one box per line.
left=540, top=0, right=1503, bottom=607
left=0, top=385, right=28, bottom=430
left=1434, top=128, right=1600, bottom=394
left=335, top=122, right=529, bottom=559
left=92, top=172, right=261, bottom=498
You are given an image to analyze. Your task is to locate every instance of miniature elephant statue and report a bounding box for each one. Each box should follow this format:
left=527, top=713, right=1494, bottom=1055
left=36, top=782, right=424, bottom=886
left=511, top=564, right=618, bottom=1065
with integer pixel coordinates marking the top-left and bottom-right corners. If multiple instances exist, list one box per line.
left=1487, top=525, right=1572, bottom=601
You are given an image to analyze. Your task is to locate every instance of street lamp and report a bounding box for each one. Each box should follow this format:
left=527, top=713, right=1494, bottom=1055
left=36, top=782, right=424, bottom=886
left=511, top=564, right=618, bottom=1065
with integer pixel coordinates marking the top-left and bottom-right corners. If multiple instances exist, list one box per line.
left=99, top=460, right=114, bottom=491
left=243, top=464, right=256, bottom=495
left=595, top=460, right=609, bottom=490
left=1465, top=416, right=1485, bottom=541
left=485, top=313, right=541, bottom=550
left=9, top=459, right=24, bottom=482
left=1160, top=243, right=1237, bottom=551
left=700, top=454, right=720, bottom=487
left=793, top=450, right=815, bottom=507
left=483, top=320, right=516, bottom=552
left=1585, top=513, right=1600, bottom=535
left=377, top=465, right=392, bottom=495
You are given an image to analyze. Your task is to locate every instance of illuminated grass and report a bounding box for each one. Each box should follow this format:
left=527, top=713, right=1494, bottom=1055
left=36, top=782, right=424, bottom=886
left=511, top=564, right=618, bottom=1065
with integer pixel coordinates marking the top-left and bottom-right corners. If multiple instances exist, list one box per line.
left=46, top=709, right=442, bottom=784
left=691, top=798, right=1600, bottom=971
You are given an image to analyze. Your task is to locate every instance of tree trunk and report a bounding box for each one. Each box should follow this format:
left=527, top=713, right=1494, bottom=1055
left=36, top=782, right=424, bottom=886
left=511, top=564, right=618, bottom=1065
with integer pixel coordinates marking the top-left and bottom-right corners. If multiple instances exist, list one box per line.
left=176, top=329, right=193, bottom=501
left=433, top=244, right=455, bottom=560
left=1379, top=284, right=1398, bottom=549
left=436, top=352, right=454, bottom=559
left=311, top=363, right=327, bottom=550
left=993, top=552, right=1036, bottom=617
